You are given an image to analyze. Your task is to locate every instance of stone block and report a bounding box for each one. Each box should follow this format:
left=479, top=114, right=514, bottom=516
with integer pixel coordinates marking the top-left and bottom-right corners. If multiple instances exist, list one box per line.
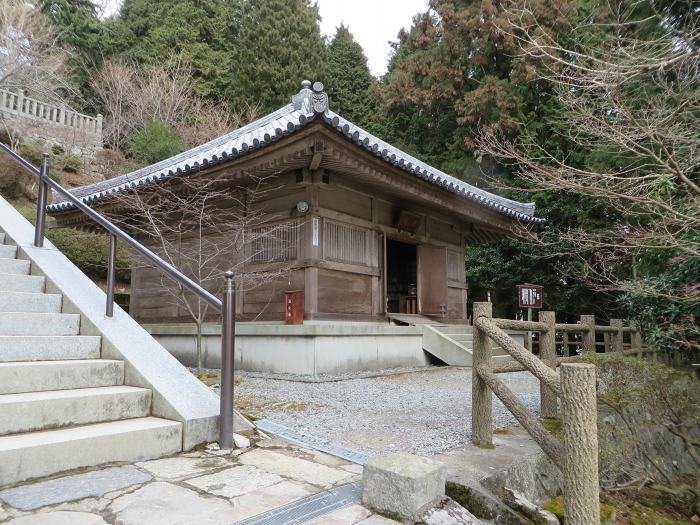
left=362, top=452, right=446, bottom=521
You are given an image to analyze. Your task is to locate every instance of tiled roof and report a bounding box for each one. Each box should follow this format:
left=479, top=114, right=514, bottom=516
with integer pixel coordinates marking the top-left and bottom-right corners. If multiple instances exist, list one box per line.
left=48, top=81, right=543, bottom=224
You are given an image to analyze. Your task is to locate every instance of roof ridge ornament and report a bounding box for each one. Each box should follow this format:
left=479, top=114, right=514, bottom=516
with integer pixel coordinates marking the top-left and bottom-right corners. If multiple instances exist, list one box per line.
left=292, top=79, right=327, bottom=114
left=310, top=81, right=328, bottom=114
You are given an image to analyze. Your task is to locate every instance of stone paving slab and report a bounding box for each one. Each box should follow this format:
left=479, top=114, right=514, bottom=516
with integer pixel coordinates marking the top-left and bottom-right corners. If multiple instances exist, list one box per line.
left=184, top=466, right=283, bottom=499
left=106, top=482, right=234, bottom=525
left=0, top=466, right=151, bottom=511
left=135, top=456, right=230, bottom=481
left=4, top=511, right=107, bottom=524
left=238, top=449, right=355, bottom=488
left=229, top=480, right=317, bottom=522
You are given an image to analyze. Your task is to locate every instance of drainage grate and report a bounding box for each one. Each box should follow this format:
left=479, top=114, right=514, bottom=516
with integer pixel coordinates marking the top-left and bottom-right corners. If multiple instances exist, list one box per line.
left=231, top=481, right=362, bottom=525
left=255, top=419, right=370, bottom=465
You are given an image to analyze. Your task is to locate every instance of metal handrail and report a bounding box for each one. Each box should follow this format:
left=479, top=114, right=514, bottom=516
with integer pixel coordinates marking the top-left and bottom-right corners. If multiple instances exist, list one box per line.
left=0, top=142, right=235, bottom=449
left=0, top=142, right=221, bottom=310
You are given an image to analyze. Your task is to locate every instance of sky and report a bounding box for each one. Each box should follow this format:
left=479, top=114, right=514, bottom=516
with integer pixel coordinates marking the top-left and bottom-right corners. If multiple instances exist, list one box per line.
left=316, top=0, right=428, bottom=76
left=99, top=0, right=429, bottom=77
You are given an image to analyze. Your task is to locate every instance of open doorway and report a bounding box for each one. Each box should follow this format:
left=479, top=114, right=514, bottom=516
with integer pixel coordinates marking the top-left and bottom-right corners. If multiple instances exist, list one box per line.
left=386, top=239, right=417, bottom=313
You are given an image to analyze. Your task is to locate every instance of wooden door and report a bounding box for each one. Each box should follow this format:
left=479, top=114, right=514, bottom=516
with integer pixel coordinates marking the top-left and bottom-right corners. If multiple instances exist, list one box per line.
left=417, top=244, right=448, bottom=315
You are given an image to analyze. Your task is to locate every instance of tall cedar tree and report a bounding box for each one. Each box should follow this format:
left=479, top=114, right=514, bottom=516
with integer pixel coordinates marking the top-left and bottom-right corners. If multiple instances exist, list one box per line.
left=38, top=0, right=108, bottom=108
left=325, top=25, right=381, bottom=133
left=379, top=0, right=621, bottom=320
left=117, top=0, right=236, bottom=99
left=229, top=0, right=326, bottom=112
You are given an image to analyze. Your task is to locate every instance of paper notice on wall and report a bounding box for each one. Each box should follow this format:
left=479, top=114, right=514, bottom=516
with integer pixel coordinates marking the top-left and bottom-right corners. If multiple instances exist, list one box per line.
left=312, top=218, right=319, bottom=246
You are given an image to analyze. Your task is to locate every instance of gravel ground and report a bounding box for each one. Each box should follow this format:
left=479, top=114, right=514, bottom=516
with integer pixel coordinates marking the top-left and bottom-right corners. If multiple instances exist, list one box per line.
left=234, top=367, right=541, bottom=456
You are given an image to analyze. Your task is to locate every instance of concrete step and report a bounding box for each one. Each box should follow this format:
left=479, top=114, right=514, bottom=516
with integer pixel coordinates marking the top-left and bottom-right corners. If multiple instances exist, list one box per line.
left=0, top=386, right=152, bottom=435
left=0, top=359, right=124, bottom=394
left=0, top=245, right=17, bottom=259
left=0, top=292, right=62, bottom=313
left=0, top=336, right=101, bottom=362
left=0, top=259, right=30, bottom=275
left=0, top=417, right=182, bottom=487
left=0, top=312, right=80, bottom=335
left=0, top=274, right=45, bottom=293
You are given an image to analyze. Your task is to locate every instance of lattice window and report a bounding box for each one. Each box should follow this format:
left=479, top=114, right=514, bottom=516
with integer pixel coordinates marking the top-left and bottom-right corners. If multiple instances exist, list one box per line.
left=249, top=220, right=299, bottom=264
left=447, top=251, right=465, bottom=282
left=323, top=221, right=368, bottom=266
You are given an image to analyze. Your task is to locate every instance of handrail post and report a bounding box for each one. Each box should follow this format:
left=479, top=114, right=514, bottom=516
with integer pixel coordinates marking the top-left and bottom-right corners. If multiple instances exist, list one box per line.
left=610, top=319, right=623, bottom=353
left=219, top=270, right=236, bottom=449
left=105, top=234, right=117, bottom=317
left=539, top=311, right=557, bottom=419
left=472, top=302, right=493, bottom=446
left=34, top=154, right=49, bottom=247
left=580, top=315, right=595, bottom=354
left=561, top=363, right=600, bottom=524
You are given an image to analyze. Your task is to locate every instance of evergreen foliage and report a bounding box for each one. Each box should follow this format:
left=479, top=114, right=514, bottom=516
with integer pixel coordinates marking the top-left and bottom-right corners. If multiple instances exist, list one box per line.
left=129, top=121, right=185, bottom=164
left=116, top=0, right=236, bottom=99
left=325, top=25, right=381, bottom=133
left=227, top=0, right=327, bottom=112
left=37, top=0, right=107, bottom=106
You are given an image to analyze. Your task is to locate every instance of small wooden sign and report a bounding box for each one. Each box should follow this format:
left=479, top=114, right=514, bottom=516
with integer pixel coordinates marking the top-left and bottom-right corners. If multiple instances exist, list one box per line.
left=517, top=283, right=543, bottom=308
left=396, top=210, right=421, bottom=234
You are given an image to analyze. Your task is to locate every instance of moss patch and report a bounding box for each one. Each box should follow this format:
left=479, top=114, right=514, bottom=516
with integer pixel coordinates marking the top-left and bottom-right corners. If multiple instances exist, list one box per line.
left=543, top=491, right=698, bottom=524
left=494, top=428, right=511, bottom=435
left=445, top=482, right=472, bottom=509
left=474, top=443, right=496, bottom=449
left=541, top=418, right=562, bottom=438
left=364, top=506, right=403, bottom=522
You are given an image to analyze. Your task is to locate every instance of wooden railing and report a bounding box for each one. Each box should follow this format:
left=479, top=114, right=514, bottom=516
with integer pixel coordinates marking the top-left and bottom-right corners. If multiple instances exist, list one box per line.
left=0, top=89, right=102, bottom=137
left=471, top=303, right=656, bottom=525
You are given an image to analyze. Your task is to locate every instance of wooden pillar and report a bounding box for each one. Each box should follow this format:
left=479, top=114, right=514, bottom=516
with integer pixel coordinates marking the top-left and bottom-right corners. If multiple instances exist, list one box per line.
left=539, top=311, right=557, bottom=419
left=561, top=363, right=600, bottom=525
left=610, top=319, right=624, bottom=353
left=580, top=315, right=595, bottom=354
left=472, top=302, right=493, bottom=446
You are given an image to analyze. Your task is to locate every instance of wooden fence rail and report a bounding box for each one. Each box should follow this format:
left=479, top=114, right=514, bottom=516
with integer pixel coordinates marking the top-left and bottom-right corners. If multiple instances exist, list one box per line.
left=471, top=303, right=655, bottom=525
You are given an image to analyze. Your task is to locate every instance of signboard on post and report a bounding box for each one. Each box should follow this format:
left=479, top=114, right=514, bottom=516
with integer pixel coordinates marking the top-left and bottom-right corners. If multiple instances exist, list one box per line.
left=517, top=283, right=543, bottom=353
left=517, top=283, right=543, bottom=309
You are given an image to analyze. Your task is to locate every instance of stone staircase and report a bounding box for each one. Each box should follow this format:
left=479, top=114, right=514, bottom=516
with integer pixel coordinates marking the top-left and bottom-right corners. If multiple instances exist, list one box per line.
left=0, top=230, right=182, bottom=487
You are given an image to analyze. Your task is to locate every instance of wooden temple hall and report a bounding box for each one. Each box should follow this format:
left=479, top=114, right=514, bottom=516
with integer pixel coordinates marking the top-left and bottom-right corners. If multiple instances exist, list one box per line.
left=48, top=81, right=542, bottom=373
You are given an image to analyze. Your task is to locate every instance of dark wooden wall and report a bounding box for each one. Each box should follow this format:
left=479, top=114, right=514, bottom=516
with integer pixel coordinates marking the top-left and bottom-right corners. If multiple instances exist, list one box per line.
left=130, top=168, right=470, bottom=323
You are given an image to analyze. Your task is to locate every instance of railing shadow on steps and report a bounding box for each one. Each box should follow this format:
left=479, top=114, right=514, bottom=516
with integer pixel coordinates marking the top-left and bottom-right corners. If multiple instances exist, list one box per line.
left=470, top=301, right=656, bottom=525
left=0, top=142, right=237, bottom=449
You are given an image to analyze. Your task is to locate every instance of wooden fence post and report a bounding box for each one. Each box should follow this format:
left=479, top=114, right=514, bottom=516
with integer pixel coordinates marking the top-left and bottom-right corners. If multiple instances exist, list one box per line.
left=472, top=302, right=493, bottom=446
left=539, top=310, right=557, bottom=419
left=610, top=319, right=624, bottom=353
left=580, top=315, right=595, bottom=354
left=561, top=363, right=600, bottom=525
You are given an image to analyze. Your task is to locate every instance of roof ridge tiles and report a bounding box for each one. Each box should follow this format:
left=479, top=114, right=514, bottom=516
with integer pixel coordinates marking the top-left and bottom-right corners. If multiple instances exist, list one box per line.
left=47, top=81, right=543, bottom=224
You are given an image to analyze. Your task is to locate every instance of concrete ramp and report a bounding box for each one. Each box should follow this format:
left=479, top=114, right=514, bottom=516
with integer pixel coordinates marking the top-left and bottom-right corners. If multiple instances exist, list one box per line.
left=421, top=324, right=515, bottom=367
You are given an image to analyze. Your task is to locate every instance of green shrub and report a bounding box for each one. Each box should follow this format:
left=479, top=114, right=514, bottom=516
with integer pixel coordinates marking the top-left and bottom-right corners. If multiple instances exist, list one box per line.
left=57, top=153, right=83, bottom=173
left=583, top=353, right=700, bottom=495
left=18, top=143, right=44, bottom=166
left=16, top=206, right=131, bottom=280
left=130, top=121, right=185, bottom=164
